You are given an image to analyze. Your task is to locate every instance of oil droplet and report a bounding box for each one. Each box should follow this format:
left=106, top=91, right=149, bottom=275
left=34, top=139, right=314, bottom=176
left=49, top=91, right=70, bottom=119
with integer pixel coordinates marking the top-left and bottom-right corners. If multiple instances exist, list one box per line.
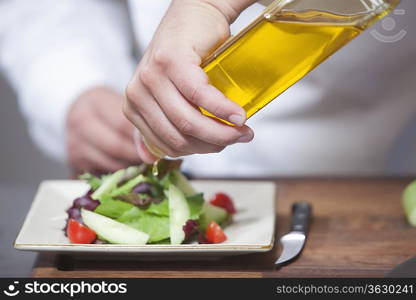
left=152, top=160, right=159, bottom=177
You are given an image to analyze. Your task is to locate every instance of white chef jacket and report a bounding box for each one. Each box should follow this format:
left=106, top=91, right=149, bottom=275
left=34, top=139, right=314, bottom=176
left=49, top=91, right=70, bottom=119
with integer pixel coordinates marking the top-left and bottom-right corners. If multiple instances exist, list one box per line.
left=0, top=0, right=414, bottom=177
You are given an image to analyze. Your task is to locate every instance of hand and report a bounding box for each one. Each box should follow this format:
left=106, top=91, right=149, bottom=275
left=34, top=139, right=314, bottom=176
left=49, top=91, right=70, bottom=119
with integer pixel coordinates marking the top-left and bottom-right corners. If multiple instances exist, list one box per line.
left=124, top=0, right=255, bottom=163
left=67, top=87, right=141, bottom=174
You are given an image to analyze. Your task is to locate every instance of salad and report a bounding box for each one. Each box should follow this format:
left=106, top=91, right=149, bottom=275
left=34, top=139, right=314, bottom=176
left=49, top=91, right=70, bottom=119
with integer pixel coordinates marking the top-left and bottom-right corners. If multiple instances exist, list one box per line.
left=64, top=159, right=236, bottom=245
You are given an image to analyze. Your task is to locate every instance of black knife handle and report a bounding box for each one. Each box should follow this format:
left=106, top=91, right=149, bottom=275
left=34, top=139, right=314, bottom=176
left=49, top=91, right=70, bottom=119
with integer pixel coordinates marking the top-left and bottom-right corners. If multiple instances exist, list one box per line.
left=290, top=202, right=312, bottom=234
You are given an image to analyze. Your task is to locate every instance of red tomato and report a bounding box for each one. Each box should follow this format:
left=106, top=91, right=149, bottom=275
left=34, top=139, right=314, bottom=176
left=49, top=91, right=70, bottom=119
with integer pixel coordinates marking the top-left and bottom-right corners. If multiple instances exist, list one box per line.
left=209, top=192, right=236, bottom=214
left=205, top=221, right=227, bottom=243
left=67, top=219, right=97, bottom=244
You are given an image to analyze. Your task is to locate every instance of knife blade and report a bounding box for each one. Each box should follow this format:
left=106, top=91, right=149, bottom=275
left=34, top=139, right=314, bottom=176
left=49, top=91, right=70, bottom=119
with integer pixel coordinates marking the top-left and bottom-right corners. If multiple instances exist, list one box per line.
left=385, top=257, right=416, bottom=277
left=275, top=202, right=312, bottom=266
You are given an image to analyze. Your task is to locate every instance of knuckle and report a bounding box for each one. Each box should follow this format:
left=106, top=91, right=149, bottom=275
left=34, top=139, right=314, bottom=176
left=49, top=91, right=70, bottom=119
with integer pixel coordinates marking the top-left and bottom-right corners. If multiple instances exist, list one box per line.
left=122, top=101, right=131, bottom=118
left=153, top=49, right=172, bottom=67
left=168, top=135, right=189, bottom=151
left=188, top=80, right=209, bottom=105
left=116, top=118, right=129, bottom=133
left=163, top=148, right=179, bottom=158
left=125, top=82, right=139, bottom=101
left=107, top=143, right=123, bottom=156
left=67, top=108, right=86, bottom=129
left=189, top=84, right=203, bottom=105
left=210, top=102, right=223, bottom=118
left=177, top=119, right=194, bottom=135
left=147, top=122, right=167, bottom=145
left=125, top=86, right=146, bottom=112
left=138, top=66, right=156, bottom=87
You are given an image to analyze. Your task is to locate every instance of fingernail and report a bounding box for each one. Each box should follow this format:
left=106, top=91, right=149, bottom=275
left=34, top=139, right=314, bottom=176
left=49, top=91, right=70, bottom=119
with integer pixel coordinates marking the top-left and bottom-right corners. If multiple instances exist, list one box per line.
left=236, top=132, right=253, bottom=143
left=228, top=114, right=246, bottom=126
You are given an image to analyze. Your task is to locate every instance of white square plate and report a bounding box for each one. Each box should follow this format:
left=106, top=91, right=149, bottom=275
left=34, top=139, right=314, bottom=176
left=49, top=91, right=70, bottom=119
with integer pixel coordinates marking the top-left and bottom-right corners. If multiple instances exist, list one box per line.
left=15, top=180, right=276, bottom=257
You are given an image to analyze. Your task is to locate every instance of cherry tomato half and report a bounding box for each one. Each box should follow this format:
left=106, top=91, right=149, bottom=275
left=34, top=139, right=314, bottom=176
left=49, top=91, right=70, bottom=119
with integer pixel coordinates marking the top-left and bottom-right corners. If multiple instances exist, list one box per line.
left=67, top=218, right=97, bottom=244
left=209, top=192, right=236, bottom=214
left=205, top=221, right=227, bottom=244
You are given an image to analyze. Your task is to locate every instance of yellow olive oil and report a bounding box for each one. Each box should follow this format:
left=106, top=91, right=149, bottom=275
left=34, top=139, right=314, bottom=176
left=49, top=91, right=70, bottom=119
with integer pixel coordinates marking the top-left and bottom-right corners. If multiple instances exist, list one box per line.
left=201, top=4, right=398, bottom=120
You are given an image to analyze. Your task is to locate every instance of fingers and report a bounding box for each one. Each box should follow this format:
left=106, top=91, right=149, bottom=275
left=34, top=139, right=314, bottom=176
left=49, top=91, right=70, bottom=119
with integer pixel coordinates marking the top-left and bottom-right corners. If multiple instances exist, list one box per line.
left=125, top=99, right=180, bottom=159
left=134, top=70, right=254, bottom=146
left=87, top=91, right=139, bottom=162
left=79, top=112, right=139, bottom=163
left=77, top=144, right=128, bottom=174
left=95, top=95, right=136, bottom=141
left=125, top=98, right=225, bottom=159
left=66, top=87, right=147, bottom=175
left=125, top=48, right=255, bottom=158
left=166, top=61, right=247, bottom=126
left=133, top=129, right=161, bottom=163
left=67, top=130, right=129, bottom=174
left=125, top=82, right=230, bottom=157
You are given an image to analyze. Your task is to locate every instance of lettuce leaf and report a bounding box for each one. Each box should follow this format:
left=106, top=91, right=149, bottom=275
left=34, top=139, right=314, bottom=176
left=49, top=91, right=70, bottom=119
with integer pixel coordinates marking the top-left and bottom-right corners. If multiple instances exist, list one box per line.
left=145, top=199, right=169, bottom=216
left=186, top=193, right=204, bottom=220
left=94, top=199, right=134, bottom=219
left=94, top=198, right=171, bottom=242
left=117, top=207, right=170, bottom=242
left=79, top=173, right=102, bottom=191
left=150, top=238, right=170, bottom=244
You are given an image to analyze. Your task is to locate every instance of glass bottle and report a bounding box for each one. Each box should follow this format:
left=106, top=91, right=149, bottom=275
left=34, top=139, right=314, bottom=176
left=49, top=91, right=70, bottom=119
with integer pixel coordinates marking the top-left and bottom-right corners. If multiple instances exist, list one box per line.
left=201, top=0, right=401, bottom=121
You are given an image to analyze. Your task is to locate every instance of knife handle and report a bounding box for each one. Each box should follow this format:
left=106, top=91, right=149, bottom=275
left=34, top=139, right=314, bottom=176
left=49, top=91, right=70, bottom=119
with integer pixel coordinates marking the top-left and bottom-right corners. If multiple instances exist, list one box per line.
left=290, top=202, right=312, bottom=234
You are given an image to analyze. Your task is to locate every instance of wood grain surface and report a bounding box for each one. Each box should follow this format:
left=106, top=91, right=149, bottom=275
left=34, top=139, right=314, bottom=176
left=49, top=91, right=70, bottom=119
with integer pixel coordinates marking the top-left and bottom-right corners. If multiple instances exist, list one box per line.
left=32, top=178, right=416, bottom=278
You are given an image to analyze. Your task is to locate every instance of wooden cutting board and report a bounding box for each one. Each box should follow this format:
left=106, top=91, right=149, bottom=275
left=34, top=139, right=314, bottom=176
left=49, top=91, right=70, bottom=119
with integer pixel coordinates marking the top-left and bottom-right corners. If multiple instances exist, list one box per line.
left=32, top=178, right=416, bottom=278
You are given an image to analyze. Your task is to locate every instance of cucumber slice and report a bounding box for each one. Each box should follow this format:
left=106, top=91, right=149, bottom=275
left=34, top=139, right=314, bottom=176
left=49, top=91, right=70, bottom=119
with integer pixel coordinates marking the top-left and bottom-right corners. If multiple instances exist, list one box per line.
left=199, top=203, right=228, bottom=230
left=167, top=185, right=190, bottom=244
left=403, top=180, right=416, bottom=226
left=92, top=169, right=125, bottom=201
left=170, top=170, right=196, bottom=197
left=110, top=174, right=145, bottom=197
left=81, top=209, right=149, bottom=245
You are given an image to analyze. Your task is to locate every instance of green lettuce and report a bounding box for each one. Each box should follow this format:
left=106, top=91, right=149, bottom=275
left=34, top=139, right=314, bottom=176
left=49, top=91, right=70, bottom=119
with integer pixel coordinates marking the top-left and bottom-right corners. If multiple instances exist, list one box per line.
left=117, top=207, right=170, bottom=242
left=186, top=193, right=204, bottom=220
left=145, top=199, right=169, bottom=216
left=94, top=198, right=134, bottom=219
left=79, top=173, right=102, bottom=191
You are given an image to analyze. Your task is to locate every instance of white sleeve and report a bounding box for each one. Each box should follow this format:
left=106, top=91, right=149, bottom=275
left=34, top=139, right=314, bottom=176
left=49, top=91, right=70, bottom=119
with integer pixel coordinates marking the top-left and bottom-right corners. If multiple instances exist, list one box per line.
left=0, top=0, right=135, bottom=162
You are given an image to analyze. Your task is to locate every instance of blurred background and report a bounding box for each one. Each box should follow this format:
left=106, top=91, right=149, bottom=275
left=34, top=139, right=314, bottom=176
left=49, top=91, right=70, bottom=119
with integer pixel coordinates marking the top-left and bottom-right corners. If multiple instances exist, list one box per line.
left=0, top=74, right=68, bottom=183
left=0, top=75, right=67, bottom=277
